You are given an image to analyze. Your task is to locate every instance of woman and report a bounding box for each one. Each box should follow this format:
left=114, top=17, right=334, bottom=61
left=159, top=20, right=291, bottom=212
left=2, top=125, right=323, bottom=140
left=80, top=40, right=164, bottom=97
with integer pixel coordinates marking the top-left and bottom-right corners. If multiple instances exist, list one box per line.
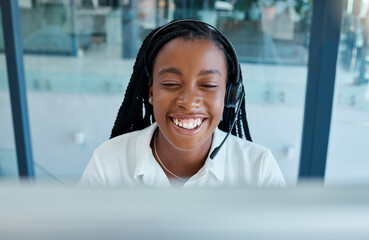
left=80, top=19, right=285, bottom=187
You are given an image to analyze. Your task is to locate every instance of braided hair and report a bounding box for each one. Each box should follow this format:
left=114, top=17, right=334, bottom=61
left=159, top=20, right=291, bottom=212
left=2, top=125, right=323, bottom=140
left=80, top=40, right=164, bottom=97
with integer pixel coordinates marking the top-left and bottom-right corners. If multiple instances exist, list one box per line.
left=111, top=20, right=252, bottom=142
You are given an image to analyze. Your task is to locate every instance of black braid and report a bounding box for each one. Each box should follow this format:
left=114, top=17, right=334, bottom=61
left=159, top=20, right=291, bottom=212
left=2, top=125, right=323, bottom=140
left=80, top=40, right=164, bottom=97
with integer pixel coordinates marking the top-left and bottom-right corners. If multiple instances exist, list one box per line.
left=236, top=107, right=243, bottom=138
left=111, top=20, right=252, bottom=142
left=110, top=29, right=156, bottom=138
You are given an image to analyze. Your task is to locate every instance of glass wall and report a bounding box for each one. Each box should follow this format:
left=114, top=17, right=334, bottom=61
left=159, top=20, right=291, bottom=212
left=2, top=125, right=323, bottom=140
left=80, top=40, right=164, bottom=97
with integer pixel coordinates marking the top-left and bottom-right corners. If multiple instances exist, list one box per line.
left=0, top=9, right=18, bottom=178
left=17, top=0, right=126, bottom=183
left=12, top=0, right=312, bottom=185
left=326, top=0, right=369, bottom=185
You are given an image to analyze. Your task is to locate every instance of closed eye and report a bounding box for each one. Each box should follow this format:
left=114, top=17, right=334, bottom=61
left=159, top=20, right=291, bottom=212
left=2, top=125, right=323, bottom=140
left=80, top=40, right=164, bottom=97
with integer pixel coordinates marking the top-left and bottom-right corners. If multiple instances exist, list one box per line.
left=200, top=84, right=218, bottom=88
left=162, top=83, right=180, bottom=87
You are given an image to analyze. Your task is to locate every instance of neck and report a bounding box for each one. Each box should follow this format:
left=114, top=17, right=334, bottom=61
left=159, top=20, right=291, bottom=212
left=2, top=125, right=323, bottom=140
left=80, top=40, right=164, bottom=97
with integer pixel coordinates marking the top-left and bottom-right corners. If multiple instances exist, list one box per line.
left=151, top=129, right=212, bottom=180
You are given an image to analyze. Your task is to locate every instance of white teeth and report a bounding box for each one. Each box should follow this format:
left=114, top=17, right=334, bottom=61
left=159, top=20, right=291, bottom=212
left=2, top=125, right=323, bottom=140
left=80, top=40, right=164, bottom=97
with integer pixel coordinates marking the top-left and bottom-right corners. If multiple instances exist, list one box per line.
left=173, top=118, right=203, bottom=130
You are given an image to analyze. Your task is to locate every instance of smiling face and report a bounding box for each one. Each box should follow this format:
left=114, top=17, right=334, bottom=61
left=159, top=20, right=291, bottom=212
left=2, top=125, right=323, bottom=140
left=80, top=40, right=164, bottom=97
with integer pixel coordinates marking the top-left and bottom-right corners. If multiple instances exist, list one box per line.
left=149, top=38, right=227, bottom=152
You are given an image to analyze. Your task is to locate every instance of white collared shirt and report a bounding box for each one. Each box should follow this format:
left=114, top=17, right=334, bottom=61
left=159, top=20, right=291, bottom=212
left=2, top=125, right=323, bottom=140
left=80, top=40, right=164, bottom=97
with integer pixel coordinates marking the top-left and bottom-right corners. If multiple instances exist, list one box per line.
left=79, top=123, right=286, bottom=187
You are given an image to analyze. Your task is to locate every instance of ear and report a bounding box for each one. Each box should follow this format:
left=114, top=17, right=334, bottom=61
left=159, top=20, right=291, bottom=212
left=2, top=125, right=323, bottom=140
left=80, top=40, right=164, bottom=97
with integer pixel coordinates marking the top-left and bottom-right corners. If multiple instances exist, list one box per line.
left=148, top=82, right=153, bottom=104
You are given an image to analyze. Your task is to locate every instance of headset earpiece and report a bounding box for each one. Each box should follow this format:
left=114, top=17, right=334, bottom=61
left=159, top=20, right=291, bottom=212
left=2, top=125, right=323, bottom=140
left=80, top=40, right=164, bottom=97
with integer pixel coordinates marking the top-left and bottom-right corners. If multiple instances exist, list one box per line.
left=225, top=81, right=243, bottom=108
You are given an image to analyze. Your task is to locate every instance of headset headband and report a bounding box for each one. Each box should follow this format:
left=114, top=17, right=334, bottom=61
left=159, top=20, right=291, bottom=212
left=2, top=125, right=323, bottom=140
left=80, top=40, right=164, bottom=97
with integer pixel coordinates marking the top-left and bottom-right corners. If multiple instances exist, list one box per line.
left=143, top=19, right=240, bottom=85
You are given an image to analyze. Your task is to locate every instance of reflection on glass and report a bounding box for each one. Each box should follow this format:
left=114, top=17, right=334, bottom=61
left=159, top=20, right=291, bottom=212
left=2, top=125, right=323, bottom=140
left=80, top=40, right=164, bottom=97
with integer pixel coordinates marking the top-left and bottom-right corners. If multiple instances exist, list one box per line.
left=23, top=2, right=75, bottom=55
left=326, top=0, right=369, bottom=185
left=128, top=0, right=311, bottom=64
left=218, top=0, right=311, bottom=64
left=14, top=0, right=311, bottom=185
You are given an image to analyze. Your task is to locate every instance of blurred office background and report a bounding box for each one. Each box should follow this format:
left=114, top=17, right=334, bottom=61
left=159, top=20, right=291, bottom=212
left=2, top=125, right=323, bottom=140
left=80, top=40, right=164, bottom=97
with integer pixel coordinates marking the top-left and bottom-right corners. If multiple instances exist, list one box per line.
left=0, top=0, right=368, bottom=186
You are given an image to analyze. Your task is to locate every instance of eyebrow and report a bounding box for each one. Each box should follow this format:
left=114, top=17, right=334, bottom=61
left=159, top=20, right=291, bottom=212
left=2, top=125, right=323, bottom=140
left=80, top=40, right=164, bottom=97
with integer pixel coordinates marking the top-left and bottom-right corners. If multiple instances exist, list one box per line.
left=197, top=69, right=221, bottom=77
left=158, top=67, right=221, bottom=76
left=158, top=67, right=183, bottom=76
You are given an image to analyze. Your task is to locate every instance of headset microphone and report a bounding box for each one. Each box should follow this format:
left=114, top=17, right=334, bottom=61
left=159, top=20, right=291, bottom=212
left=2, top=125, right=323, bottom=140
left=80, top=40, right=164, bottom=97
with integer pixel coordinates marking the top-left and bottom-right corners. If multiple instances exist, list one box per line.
left=210, top=90, right=244, bottom=160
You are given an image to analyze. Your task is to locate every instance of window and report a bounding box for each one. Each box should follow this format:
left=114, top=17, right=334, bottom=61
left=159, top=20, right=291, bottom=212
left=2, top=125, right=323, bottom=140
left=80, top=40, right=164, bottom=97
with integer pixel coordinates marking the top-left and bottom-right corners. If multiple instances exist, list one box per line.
left=326, top=0, right=369, bottom=185
left=5, top=0, right=313, bottom=184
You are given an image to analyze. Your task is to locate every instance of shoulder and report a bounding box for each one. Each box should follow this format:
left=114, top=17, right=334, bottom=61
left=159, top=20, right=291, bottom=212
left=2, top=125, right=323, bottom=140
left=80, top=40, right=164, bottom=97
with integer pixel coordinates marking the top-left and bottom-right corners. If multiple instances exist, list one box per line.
left=218, top=129, right=269, bottom=161
left=95, top=130, right=139, bottom=157
left=216, top=129, right=286, bottom=186
left=79, top=124, right=157, bottom=187
left=95, top=124, right=156, bottom=157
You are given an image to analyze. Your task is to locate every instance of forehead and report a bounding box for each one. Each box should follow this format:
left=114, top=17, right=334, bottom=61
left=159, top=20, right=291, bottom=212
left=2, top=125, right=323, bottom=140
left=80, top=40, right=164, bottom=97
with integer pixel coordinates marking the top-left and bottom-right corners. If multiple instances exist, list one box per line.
left=153, top=38, right=227, bottom=72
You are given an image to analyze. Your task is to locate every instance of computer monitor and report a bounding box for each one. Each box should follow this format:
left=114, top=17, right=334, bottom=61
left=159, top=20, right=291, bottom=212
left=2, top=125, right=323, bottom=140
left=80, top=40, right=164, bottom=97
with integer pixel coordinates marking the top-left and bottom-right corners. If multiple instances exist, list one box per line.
left=1, top=182, right=369, bottom=240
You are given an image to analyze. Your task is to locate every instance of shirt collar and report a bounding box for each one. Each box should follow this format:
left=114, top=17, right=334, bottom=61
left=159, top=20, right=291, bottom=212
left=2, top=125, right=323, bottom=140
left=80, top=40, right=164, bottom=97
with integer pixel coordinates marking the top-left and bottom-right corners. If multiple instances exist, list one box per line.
left=204, top=128, right=226, bottom=182
left=133, top=123, right=227, bottom=184
left=134, top=123, right=158, bottom=179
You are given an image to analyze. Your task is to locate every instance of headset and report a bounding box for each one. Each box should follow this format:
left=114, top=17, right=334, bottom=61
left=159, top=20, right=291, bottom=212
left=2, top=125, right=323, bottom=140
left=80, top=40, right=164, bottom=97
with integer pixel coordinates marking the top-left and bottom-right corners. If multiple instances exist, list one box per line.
left=143, top=19, right=245, bottom=160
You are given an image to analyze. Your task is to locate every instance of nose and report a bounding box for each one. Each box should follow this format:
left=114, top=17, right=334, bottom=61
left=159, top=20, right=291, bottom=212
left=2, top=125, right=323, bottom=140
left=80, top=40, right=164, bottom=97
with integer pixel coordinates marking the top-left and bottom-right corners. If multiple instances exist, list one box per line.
left=176, top=87, right=202, bottom=110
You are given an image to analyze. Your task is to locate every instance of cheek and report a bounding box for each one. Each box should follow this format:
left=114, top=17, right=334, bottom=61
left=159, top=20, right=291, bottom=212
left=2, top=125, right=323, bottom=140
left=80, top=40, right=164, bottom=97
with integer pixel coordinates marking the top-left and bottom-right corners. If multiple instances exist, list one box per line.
left=214, top=100, right=225, bottom=119
left=208, top=90, right=226, bottom=119
left=151, top=88, right=171, bottom=119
